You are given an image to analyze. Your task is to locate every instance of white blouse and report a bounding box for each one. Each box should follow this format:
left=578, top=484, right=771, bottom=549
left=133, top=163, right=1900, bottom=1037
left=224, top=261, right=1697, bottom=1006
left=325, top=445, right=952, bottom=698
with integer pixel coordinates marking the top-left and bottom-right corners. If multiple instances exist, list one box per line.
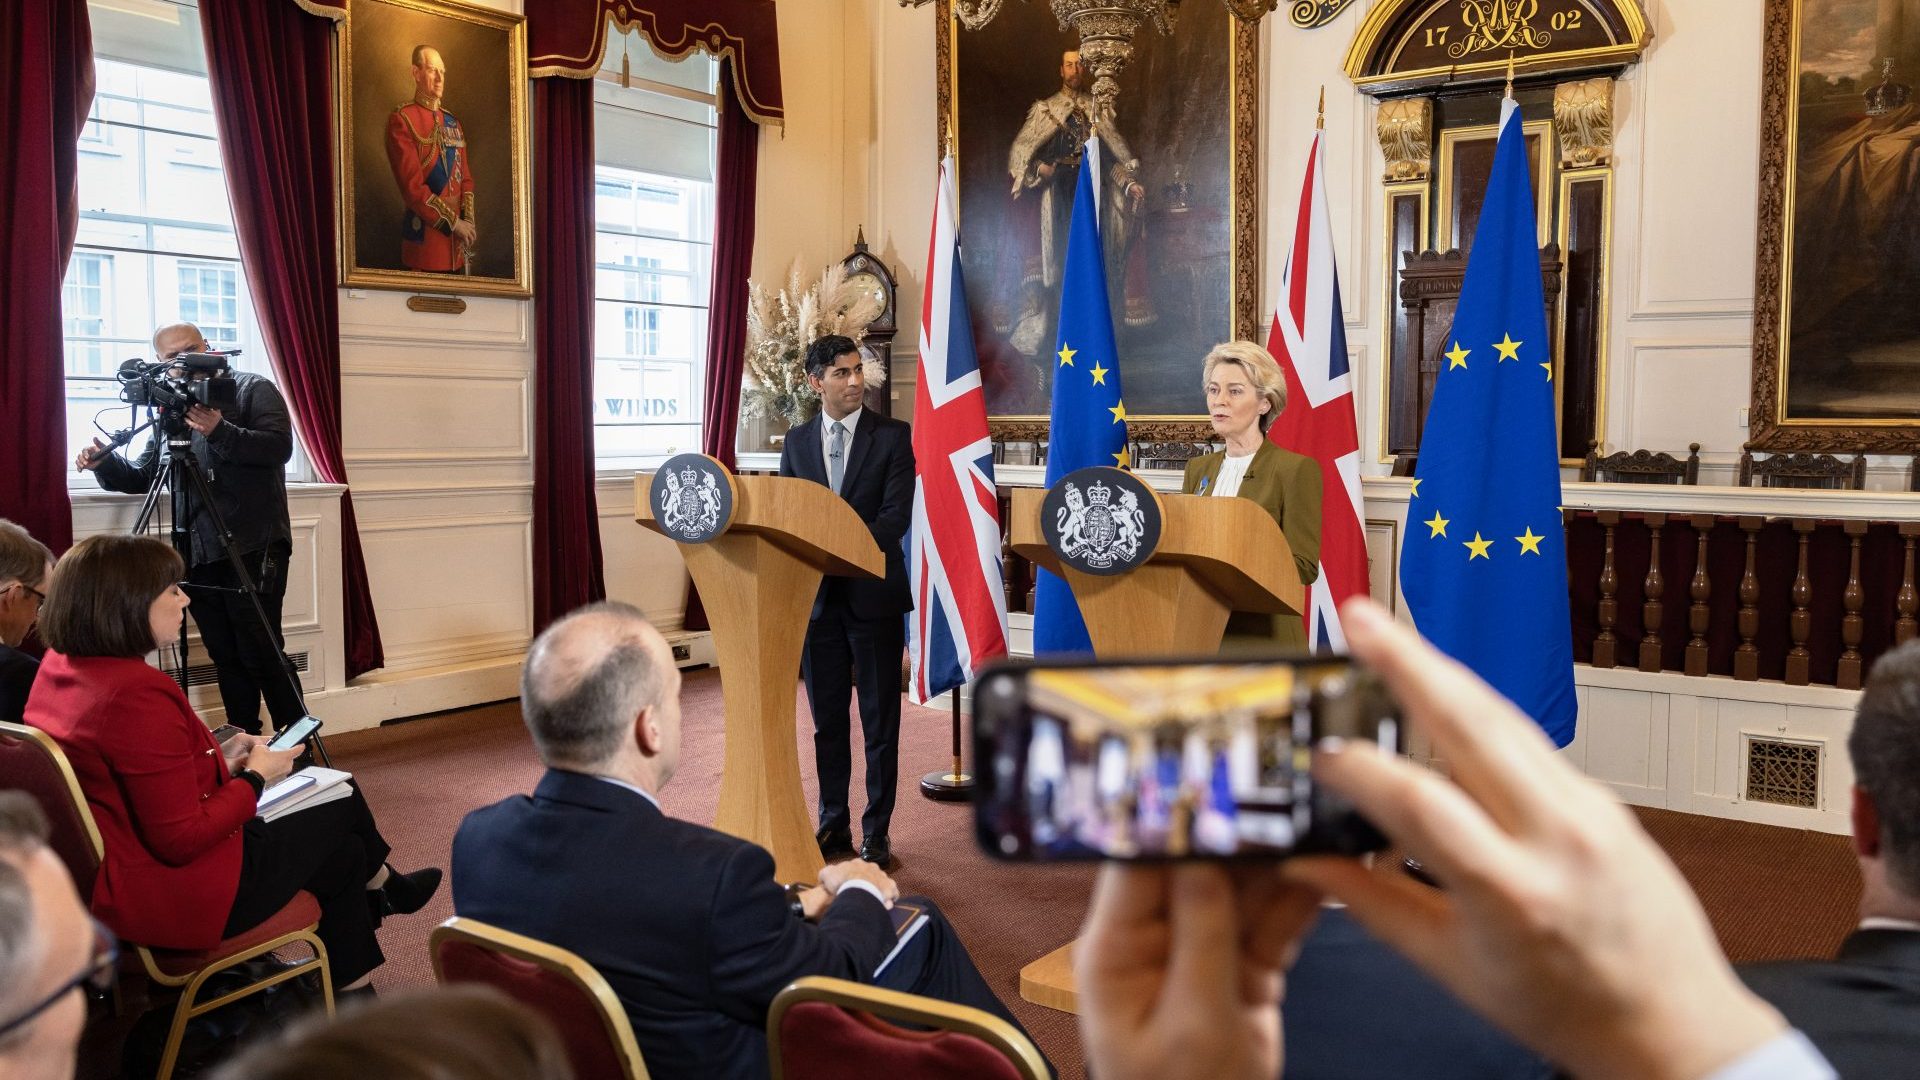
left=1210, top=451, right=1256, bottom=498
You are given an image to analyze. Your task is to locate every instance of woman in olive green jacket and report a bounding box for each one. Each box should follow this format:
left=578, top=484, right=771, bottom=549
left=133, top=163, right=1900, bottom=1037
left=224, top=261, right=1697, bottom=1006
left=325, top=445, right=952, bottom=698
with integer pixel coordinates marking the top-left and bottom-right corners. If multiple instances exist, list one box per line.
left=1181, top=341, right=1322, bottom=651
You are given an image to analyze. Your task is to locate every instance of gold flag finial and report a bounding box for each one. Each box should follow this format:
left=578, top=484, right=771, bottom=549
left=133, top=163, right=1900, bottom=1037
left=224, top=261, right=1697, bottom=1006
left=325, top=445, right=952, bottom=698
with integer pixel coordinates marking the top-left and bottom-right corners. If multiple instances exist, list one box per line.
left=1316, top=86, right=1325, bottom=130
left=1504, top=51, right=1516, bottom=97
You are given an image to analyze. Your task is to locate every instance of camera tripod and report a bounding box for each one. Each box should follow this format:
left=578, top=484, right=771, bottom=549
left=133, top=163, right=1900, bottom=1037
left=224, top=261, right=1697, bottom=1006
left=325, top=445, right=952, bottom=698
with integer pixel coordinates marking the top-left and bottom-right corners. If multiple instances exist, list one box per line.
left=120, top=412, right=332, bottom=767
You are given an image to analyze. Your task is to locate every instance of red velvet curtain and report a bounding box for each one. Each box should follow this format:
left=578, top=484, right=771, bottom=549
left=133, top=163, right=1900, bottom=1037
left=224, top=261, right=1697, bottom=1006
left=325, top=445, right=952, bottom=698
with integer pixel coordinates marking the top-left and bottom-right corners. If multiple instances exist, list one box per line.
left=683, top=59, right=762, bottom=632
left=528, top=0, right=785, bottom=128
left=531, top=76, right=607, bottom=630
left=701, top=58, right=760, bottom=471
left=199, top=0, right=385, bottom=678
left=0, top=0, right=93, bottom=553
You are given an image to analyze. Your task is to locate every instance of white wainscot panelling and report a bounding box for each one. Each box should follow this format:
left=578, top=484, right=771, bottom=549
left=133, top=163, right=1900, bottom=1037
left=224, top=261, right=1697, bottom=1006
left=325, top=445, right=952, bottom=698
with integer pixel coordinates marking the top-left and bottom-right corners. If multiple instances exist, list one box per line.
left=1614, top=341, right=1751, bottom=462
left=338, top=289, right=531, bottom=354
left=1689, top=696, right=1858, bottom=832
left=343, top=369, right=530, bottom=465
left=596, top=474, right=693, bottom=630
left=357, top=514, right=532, bottom=669
left=1364, top=519, right=1397, bottom=613
left=1624, top=1, right=1764, bottom=320
left=1565, top=685, right=1668, bottom=805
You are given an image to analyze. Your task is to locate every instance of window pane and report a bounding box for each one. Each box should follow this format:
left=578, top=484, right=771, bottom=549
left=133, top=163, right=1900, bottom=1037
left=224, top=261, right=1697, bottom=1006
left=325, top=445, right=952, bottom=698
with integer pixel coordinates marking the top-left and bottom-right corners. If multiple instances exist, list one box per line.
left=60, top=48, right=290, bottom=478
left=592, top=96, right=715, bottom=463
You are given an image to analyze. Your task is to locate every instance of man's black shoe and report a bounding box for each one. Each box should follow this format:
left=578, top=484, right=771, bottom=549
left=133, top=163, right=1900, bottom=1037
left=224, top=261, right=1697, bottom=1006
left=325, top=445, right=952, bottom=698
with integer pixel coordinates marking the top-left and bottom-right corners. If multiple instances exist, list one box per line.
left=816, top=825, right=856, bottom=861
left=860, top=834, right=892, bottom=868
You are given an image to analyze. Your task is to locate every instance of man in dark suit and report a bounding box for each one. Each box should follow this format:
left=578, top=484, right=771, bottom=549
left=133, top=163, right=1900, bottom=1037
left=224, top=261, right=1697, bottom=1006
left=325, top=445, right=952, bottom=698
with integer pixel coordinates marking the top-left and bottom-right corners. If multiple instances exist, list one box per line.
left=0, top=520, right=54, bottom=725
left=780, top=335, right=915, bottom=867
left=451, top=603, right=1032, bottom=1080
left=1740, top=640, right=1920, bottom=1077
left=1281, top=907, right=1554, bottom=1080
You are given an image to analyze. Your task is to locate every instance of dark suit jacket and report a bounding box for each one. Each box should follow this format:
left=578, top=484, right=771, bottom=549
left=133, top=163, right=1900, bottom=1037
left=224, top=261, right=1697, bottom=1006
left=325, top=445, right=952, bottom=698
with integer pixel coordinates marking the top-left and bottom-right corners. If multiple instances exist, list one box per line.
left=1282, top=907, right=1554, bottom=1080
left=1182, top=440, right=1323, bottom=650
left=451, top=770, right=898, bottom=1080
left=91, top=370, right=294, bottom=566
left=1740, top=927, right=1920, bottom=1078
left=779, top=407, right=915, bottom=619
left=0, top=643, right=37, bottom=725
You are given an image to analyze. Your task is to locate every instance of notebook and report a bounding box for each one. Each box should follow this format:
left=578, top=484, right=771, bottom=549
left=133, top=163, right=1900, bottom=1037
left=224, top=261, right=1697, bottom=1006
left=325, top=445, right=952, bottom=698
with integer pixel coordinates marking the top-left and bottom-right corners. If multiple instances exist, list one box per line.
left=874, top=901, right=929, bottom=977
left=257, top=766, right=354, bottom=822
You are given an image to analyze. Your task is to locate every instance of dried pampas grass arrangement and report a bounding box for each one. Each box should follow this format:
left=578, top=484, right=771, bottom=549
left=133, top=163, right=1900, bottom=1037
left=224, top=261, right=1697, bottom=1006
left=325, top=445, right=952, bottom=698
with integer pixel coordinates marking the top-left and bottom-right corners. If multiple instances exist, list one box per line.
left=742, top=258, right=888, bottom=426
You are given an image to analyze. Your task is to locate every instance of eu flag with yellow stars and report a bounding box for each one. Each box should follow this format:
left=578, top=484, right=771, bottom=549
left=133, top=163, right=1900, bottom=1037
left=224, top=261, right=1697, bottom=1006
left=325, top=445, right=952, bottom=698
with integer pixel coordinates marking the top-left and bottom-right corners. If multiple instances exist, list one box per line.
left=1398, top=97, right=1577, bottom=746
left=1034, top=135, right=1130, bottom=655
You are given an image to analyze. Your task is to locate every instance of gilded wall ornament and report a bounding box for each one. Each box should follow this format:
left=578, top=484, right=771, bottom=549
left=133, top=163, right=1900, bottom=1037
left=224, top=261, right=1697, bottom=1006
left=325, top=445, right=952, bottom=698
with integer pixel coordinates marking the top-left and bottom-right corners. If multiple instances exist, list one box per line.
left=1289, top=0, right=1357, bottom=28
left=1376, top=97, right=1432, bottom=181
left=1553, top=76, right=1614, bottom=169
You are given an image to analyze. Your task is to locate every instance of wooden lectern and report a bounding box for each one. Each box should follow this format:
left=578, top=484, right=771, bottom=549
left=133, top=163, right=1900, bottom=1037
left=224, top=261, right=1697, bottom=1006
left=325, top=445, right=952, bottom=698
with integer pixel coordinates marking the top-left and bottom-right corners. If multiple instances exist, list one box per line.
left=1006, top=483, right=1307, bottom=1012
left=636, top=472, right=883, bottom=883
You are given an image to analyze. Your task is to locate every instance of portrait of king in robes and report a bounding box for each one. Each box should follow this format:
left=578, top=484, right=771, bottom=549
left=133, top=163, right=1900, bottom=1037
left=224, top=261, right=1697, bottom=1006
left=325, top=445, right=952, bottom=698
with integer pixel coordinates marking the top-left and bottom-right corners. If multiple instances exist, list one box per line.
left=946, top=0, right=1249, bottom=420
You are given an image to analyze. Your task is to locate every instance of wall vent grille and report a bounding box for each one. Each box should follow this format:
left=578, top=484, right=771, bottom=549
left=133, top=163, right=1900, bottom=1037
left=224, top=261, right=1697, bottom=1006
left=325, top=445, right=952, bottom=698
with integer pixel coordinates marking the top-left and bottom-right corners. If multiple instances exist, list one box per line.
left=1743, top=736, right=1821, bottom=810
left=160, top=651, right=311, bottom=690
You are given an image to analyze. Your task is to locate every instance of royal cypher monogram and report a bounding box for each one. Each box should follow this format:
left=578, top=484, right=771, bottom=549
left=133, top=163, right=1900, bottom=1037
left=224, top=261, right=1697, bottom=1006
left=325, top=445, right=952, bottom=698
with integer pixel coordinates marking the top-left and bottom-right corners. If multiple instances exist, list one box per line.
left=1449, top=0, right=1551, bottom=59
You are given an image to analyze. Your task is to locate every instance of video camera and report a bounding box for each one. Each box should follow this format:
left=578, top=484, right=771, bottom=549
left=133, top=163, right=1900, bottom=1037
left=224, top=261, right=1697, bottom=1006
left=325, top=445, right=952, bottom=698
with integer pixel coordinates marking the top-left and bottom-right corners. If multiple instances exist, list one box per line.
left=117, top=351, right=242, bottom=416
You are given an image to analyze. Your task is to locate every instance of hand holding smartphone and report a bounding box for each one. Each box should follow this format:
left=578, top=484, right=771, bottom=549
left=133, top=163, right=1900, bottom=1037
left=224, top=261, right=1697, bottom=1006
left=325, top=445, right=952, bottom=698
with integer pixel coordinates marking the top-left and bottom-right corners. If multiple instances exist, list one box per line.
left=267, top=715, right=323, bottom=751
left=974, top=656, right=1399, bottom=862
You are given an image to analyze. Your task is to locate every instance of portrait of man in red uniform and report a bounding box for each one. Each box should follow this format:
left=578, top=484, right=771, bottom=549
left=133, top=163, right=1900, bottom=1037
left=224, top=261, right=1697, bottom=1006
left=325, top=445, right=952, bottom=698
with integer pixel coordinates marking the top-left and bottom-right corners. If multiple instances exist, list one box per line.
left=385, top=45, right=476, bottom=273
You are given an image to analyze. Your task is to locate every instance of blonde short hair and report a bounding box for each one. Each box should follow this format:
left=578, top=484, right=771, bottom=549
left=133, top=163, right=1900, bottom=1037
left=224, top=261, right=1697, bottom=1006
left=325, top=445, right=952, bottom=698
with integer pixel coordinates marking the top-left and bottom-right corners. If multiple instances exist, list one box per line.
left=1201, top=341, right=1287, bottom=433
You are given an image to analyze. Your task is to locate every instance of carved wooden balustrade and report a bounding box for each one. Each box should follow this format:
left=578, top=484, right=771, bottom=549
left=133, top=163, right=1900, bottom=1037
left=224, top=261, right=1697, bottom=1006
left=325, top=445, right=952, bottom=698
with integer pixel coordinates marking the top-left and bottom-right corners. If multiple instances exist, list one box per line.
left=1566, top=511, right=1919, bottom=690
left=988, top=468, right=1919, bottom=694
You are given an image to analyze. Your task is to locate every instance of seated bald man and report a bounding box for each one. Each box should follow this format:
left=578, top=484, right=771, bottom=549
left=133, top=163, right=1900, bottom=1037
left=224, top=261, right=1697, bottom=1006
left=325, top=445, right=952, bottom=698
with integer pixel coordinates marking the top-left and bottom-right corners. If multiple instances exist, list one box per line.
left=451, top=602, right=1038, bottom=1080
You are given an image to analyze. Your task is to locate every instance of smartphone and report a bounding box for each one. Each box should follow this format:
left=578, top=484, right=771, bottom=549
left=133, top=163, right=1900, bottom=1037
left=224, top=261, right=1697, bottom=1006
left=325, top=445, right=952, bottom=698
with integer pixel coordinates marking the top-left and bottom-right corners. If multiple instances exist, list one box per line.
left=210, top=724, right=243, bottom=743
left=267, top=715, right=323, bottom=751
left=973, top=656, right=1400, bottom=861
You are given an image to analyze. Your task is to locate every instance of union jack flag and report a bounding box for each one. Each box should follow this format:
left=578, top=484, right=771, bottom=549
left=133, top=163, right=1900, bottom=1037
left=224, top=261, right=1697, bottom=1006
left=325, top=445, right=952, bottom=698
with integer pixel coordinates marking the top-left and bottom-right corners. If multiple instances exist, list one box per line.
left=907, top=156, right=1008, bottom=703
left=1266, top=127, right=1370, bottom=651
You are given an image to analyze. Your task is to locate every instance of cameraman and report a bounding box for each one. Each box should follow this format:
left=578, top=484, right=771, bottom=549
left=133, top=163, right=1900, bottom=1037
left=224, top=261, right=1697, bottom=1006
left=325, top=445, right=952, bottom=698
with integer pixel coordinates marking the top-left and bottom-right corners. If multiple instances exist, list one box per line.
left=76, top=322, right=300, bottom=736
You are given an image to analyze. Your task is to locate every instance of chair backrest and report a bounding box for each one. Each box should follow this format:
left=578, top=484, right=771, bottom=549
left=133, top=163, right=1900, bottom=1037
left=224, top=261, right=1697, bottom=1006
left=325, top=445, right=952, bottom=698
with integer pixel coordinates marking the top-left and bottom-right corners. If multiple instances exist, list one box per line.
left=1581, top=441, right=1700, bottom=485
left=430, top=917, right=650, bottom=1080
left=768, top=976, right=1048, bottom=1080
left=1131, top=439, right=1220, bottom=473
left=0, top=721, right=105, bottom=898
left=1737, top=448, right=1867, bottom=490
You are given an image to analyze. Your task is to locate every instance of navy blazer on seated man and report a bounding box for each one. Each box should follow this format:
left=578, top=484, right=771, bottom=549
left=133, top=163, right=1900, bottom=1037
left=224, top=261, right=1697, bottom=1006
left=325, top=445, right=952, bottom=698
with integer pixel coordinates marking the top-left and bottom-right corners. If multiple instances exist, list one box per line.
left=1282, top=907, right=1555, bottom=1080
left=780, top=337, right=916, bottom=863
left=453, top=769, right=1027, bottom=1080
left=1740, top=926, right=1920, bottom=1079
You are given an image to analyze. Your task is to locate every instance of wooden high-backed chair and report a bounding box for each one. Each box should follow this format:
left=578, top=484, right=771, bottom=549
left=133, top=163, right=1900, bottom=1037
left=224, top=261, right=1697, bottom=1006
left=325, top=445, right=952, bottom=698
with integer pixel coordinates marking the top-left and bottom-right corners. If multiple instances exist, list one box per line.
left=1737, top=447, right=1867, bottom=490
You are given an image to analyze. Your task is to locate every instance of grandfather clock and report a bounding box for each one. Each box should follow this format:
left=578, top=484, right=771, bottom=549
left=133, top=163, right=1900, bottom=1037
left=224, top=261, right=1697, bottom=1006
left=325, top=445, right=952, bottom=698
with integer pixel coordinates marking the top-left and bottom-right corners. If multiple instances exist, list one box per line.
left=841, top=227, right=898, bottom=416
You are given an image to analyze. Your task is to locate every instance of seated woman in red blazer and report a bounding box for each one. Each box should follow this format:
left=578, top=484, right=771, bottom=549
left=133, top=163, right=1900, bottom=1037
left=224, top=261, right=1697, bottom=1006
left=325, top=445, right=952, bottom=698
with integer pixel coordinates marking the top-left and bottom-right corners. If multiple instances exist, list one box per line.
left=25, top=535, right=439, bottom=992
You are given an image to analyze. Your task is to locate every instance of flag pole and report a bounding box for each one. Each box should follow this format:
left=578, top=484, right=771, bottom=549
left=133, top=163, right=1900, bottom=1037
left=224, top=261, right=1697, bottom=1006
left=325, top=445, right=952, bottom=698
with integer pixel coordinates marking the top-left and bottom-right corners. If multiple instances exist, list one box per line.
left=920, top=682, right=974, bottom=801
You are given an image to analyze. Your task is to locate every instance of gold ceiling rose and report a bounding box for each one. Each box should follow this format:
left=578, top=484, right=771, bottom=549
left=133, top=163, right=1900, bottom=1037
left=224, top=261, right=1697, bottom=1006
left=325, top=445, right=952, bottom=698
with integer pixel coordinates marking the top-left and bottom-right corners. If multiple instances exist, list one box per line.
left=906, top=0, right=1280, bottom=109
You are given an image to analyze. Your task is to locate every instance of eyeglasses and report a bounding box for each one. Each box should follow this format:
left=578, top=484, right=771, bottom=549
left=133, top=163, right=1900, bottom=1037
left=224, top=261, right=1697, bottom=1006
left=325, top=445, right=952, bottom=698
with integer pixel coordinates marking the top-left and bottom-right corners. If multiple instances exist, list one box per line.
left=0, top=918, right=118, bottom=1039
left=2, top=583, right=44, bottom=606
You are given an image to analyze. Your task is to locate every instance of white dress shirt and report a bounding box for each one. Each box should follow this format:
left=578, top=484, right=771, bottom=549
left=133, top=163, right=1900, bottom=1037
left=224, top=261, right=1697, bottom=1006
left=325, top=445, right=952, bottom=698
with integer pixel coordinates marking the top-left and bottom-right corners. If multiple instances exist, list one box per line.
left=1700, top=1030, right=1835, bottom=1080
left=820, top=406, right=862, bottom=466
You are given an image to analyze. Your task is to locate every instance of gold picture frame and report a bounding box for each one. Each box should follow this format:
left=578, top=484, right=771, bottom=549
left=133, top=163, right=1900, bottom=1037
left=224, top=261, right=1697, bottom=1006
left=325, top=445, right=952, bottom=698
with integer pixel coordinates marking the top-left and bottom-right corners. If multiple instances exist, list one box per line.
left=335, top=0, right=532, bottom=299
left=937, top=1, right=1260, bottom=441
left=1750, top=0, right=1920, bottom=451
